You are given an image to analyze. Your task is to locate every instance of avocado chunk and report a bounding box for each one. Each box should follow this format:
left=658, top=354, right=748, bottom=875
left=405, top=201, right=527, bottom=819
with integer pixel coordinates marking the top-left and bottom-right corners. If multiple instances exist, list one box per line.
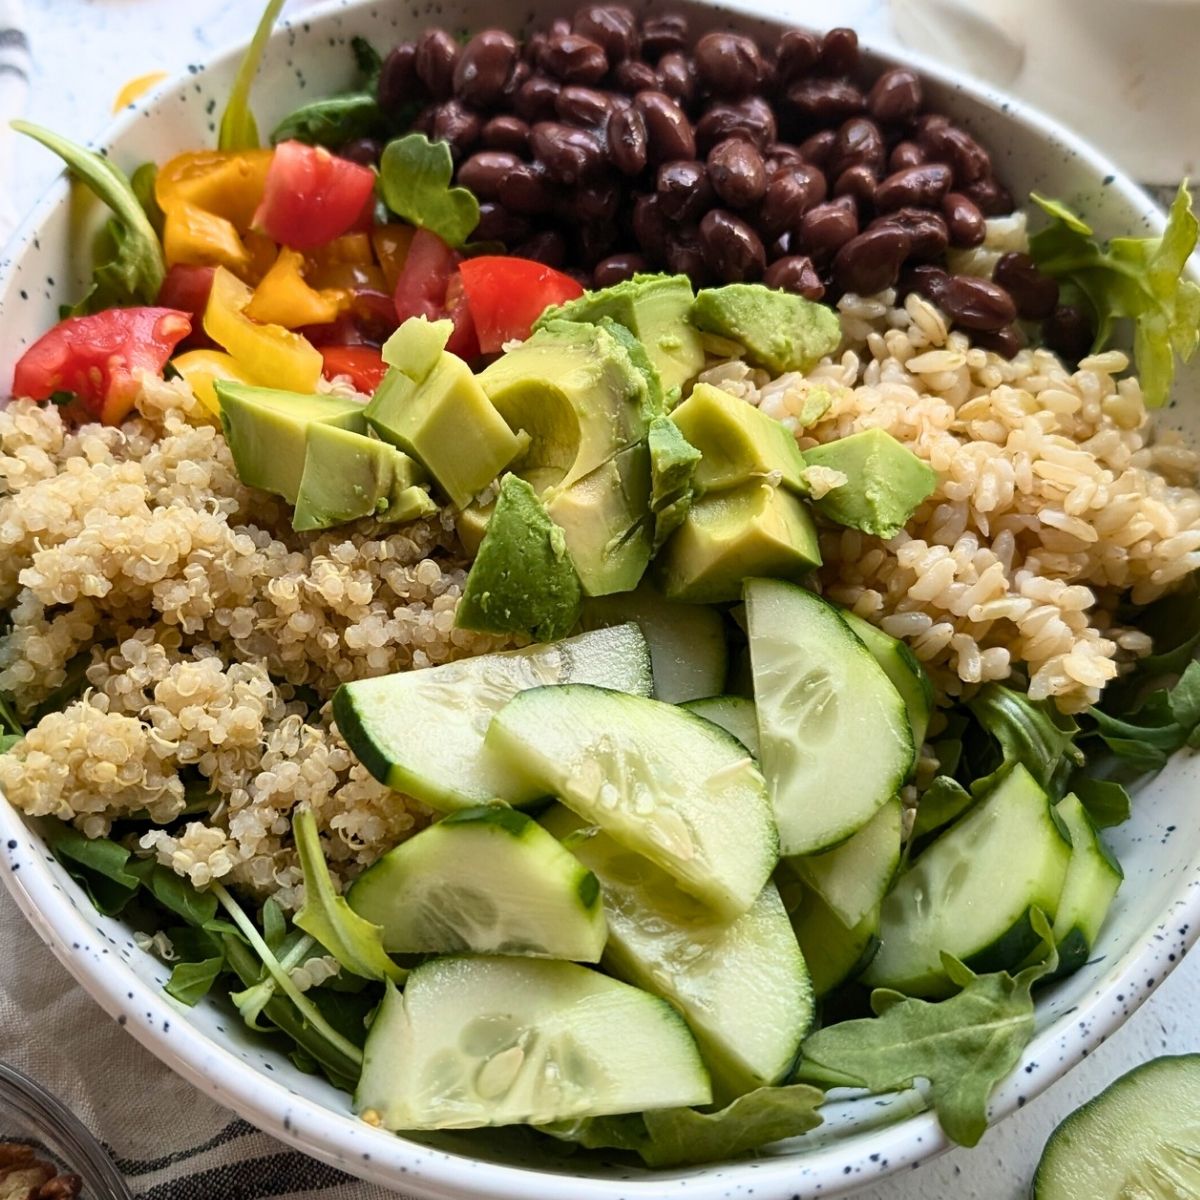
left=292, top=423, right=436, bottom=532
left=367, top=352, right=522, bottom=509
left=544, top=440, right=652, bottom=596
left=690, top=284, right=841, bottom=375
left=454, top=498, right=494, bottom=558
left=216, top=381, right=367, bottom=505
left=802, top=428, right=937, bottom=539
left=537, top=274, right=706, bottom=402
left=456, top=474, right=583, bottom=641
left=594, top=316, right=665, bottom=417
left=671, top=382, right=809, bottom=496
left=659, top=482, right=821, bottom=603
left=648, top=415, right=701, bottom=551
left=380, top=315, right=453, bottom=376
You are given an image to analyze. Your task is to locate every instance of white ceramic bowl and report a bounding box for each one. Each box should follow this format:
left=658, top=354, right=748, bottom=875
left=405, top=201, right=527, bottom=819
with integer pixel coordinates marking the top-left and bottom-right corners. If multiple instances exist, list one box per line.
left=1, top=2, right=1197, bottom=1196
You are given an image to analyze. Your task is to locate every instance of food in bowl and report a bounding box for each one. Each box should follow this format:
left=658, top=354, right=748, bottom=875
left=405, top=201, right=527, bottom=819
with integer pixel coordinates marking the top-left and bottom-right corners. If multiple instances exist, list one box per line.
left=0, top=0, right=1198, bottom=1173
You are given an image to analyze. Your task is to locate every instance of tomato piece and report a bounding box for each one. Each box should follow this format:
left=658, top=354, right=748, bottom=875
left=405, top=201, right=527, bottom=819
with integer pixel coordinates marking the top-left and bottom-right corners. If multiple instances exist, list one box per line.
left=157, top=263, right=216, bottom=348
left=458, top=256, right=585, bottom=353
left=253, top=141, right=378, bottom=251
left=319, top=346, right=388, bottom=393
left=443, top=272, right=480, bottom=361
left=391, top=229, right=480, bottom=359
left=12, top=307, right=192, bottom=425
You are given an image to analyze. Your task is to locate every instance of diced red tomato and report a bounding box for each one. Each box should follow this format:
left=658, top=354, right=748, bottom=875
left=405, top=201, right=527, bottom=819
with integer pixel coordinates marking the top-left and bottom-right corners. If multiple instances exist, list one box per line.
left=442, top=272, right=480, bottom=361
left=253, top=141, right=378, bottom=251
left=319, top=346, right=388, bottom=393
left=156, top=263, right=216, bottom=349
left=391, top=229, right=480, bottom=359
left=458, top=256, right=585, bottom=353
left=12, top=307, right=192, bottom=425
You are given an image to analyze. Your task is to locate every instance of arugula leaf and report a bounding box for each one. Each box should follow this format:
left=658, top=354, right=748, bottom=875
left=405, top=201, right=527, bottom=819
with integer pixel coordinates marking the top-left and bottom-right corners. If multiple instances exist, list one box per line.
left=1028, top=185, right=1200, bottom=406
left=231, top=927, right=317, bottom=1029
left=39, top=822, right=142, bottom=915
left=219, top=0, right=286, bottom=151
left=130, top=162, right=165, bottom=238
left=166, top=956, right=226, bottom=1006
left=0, top=734, right=21, bottom=754
left=292, top=808, right=406, bottom=983
left=126, top=858, right=220, bottom=927
left=1086, top=659, right=1200, bottom=772
left=12, top=120, right=165, bottom=313
left=1070, top=775, right=1132, bottom=828
left=378, top=133, right=480, bottom=249
left=796, top=912, right=1060, bottom=1147
left=272, top=95, right=385, bottom=149
left=0, top=693, right=23, bottom=737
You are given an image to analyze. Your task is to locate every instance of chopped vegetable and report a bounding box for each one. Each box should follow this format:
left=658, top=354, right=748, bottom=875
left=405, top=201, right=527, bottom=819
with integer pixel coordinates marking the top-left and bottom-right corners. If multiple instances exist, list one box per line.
left=218, top=0, right=286, bottom=151
left=319, top=345, right=388, bottom=392
left=378, top=133, right=480, bottom=250
left=458, top=256, right=584, bottom=353
left=245, top=246, right=347, bottom=326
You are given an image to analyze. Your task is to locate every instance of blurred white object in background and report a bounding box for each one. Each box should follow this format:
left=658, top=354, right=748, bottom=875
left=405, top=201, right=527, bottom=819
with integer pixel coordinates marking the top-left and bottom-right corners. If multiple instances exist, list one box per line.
left=0, top=0, right=30, bottom=243
left=890, top=0, right=1200, bottom=183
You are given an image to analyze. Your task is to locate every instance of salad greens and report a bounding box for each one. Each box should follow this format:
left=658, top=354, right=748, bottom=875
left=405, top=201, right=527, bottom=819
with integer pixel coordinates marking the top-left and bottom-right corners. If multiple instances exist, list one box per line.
left=218, top=0, right=286, bottom=151
left=272, top=38, right=388, bottom=148
left=1029, top=184, right=1200, bottom=407
left=378, top=133, right=481, bottom=250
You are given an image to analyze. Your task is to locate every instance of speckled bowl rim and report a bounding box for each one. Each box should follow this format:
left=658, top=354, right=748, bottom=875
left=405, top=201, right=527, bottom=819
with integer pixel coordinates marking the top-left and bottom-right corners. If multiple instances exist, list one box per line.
left=1, top=2, right=1198, bottom=1197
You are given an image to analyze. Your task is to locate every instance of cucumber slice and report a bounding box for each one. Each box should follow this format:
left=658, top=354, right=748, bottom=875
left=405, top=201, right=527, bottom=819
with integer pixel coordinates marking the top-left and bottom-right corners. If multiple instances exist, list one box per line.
left=544, top=805, right=810, bottom=1098
left=581, top=584, right=727, bottom=704
left=744, top=578, right=914, bottom=855
left=778, top=872, right=879, bottom=998
left=1049, top=793, right=1123, bottom=978
left=863, top=764, right=1071, bottom=997
left=332, top=624, right=651, bottom=812
left=784, top=796, right=902, bottom=929
left=682, top=695, right=760, bottom=757
left=1033, top=1055, right=1200, bottom=1199
left=840, top=610, right=934, bottom=752
left=487, top=684, right=777, bottom=918
left=347, top=806, right=607, bottom=962
left=355, top=957, right=711, bottom=1129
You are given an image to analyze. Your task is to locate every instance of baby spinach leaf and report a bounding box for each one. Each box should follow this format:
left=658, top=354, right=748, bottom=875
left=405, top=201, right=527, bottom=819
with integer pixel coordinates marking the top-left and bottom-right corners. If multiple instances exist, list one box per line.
left=219, top=0, right=286, bottom=151
left=351, top=36, right=383, bottom=87
left=12, top=121, right=165, bottom=313
left=1086, top=659, right=1200, bottom=772
left=910, top=776, right=974, bottom=844
left=272, top=95, right=384, bottom=149
left=1070, top=776, right=1132, bottom=828
left=378, top=133, right=480, bottom=249
left=796, top=912, right=1059, bottom=1147
left=1028, top=185, right=1200, bottom=407
left=125, top=857, right=219, bottom=927
left=38, top=822, right=142, bottom=915
left=292, top=808, right=405, bottom=983
left=166, top=956, right=226, bottom=1006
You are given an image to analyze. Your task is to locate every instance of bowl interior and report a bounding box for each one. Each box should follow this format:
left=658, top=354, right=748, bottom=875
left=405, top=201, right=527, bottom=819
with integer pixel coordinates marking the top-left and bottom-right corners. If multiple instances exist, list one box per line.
left=1, top=2, right=1198, bottom=1198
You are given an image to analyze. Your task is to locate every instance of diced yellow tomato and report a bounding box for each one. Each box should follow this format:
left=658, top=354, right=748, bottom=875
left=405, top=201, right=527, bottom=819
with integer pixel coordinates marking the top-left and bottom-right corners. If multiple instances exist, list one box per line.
left=372, top=224, right=415, bottom=294
left=156, top=150, right=274, bottom=230
left=112, top=71, right=167, bottom=112
left=203, top=267, right=323, bottom=394
left=172, top=348, right=256, bottom=418
left=245, top=247, right=348, bottom=328
left=163, top=203, right=252, bottom=275
left=310, top=233, right=375, bottom=268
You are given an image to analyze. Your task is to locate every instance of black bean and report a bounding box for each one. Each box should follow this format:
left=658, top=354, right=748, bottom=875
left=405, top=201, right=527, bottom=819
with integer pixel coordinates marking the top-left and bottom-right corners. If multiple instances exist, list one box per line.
left=497, top=161, right=558, bottom=215
left=798, top=198, right=859, bottom=260
left=635, top=90, right=696, bottom=163
left=543, top=33, right=610, bottom=84
left=889, top=140, right=926, bottom=172
left=707, top=138, right=767, bottom=209
left=874, top=162, right=954, bottom=212
left=632, top=193, right=671, bottom=258
left=474, top=201, right=531, bottom=244
left=819, top=28, right=860, bottom=76
left=942, top=191, right=986, bottom=247
left=501, top=60, right=531, bottom=104
left=899, top=264, right=950, bottom=302
left=664, top=227, right=709, bottom=280
left=515, top=76, right=561, bottom=122
left=606, top=105, right=649, bottom=175
left=453, top=30, right=519, bottom=109
left=833, top=225, right=911, bottom=294
left=514, top=230, right=568, bottom=267
left=695, top=98, right=776, bottom=153
left=797, top=129, right=837, bottom=168
left=867, top=68, right=922, bottom=124
left=759, top=164, right=827, bottom=238
left=530, top=121, right=606, bottom=183
left=971, top=324, right=1025, bottom=359
left=457, top=150, right=519, bottom=200
left=939, top=126, right=992, bottom=185
left=657, top=52, right=697, bottom=106
left=914, top=113, right=951, bottom=147
left=695, top=32, right=763, bottom=99
left=594, top=251, right=649, bottom=286
left=641, top=14, right=689, bottom=60
left=556, top=85, right=613, bottom=127
left=832, top=116, right=886, bottom=178
left=573, top=5, right=639, bottom=62
left=786, top=78, right=865, bottom=123
left=700, top=208, right=766, bottom=281
left=481, top=115, right=531, bottom=155
left=378, top=43, right=421, bottom=115
left=415, top=29, right=460, bottom=100
left=657, top=159, right=715, bottom=222
left=993, top=252, right=1060, bottom=321
left=1042, top=304, right=1093, bottom=360
left=338, top=137, right=383, bottom=166
left=573, top=180, right=621, bottom=223
left=410, top=104, right=436, bottom=136
left=938, top=275, right=1017, bottom=331
left=776, top=30, right=820, bottom=86
left=524, top=31, right=550, bottom=67
left=577, top=221, right=621, bottom=266
left=764, top=254, right=824, bottom=299
left=833, top=164, right=877, bottom=210
left=766, top=141, right=804, bottom=169
left=431, top=100, right=482, bottom=158
left=872, top=207, right=948, bottom=260
left=963, top=176, right=1015, bottom=216
left=613, top=60, right=659, bottom=93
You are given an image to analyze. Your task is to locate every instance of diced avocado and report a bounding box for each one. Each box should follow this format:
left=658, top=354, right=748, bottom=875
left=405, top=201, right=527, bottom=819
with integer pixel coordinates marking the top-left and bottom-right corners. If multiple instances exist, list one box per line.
left=659, top=482, right=821, bottom=603
left=454, top=498, right=494, bottom=558
left=380, top=315, right=453, bottom=377
left=648, top=415, right=701, bottom=551
left=293, top=423, right=435, bottom=532
left=671, top=382, right=809, bottom=496
left=690, top=284, right=842, bottom=375
left=537, top=274, right=706, bottom=402
left=802, top=428, right=937, bottom=539
left=544, top=440, right=651, bottom=597
left=367, top=353, right=522, bottom=509
left=216, top=381, right=367, bottom=505
left=595, top=316, right=665, bottom=418
left=480, top=320, right=649, bottom=493
left=457, top=474, right=582, bottom=642
left=793, top=384, right=835, bottom=429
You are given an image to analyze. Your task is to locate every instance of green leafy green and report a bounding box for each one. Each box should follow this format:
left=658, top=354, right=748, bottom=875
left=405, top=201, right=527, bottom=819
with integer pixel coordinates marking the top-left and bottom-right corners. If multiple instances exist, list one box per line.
left=910, top=776, right=974, bottom=844
left=28, top=653, right=90, bottom=724
left=130, top=162, right=165, bottom=238
left=796, top=912, right=1060, bottom=1147
left=166, top=956, right=226, bottom=1006
left=293, top=808, right=405, bottom=983
left=272, top=95, right=384, bottom=149
left=378, top=133, right=480, bottom=249
left=1028, top=185, right=1200, bottom=406
left=219, top=0, right=286, bottom=151
left=13, top=120, right=165, bottom=314
left=126, top=858, right=220, bottom=926
left=231, top=928, right=317, bottom=1029
left=1070, top=775, right=1132, bottom=828
left=0, top=734, right=21, bottom=754
left=1086, top=659, right=1200, bottom=772
left=39, top=821, right=142, bottom=914
left=0, top=692, right=23, bottom=738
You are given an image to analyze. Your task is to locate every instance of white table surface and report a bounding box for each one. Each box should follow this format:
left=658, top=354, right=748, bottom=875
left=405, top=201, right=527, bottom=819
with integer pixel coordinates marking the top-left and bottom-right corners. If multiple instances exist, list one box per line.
left=3, top=1, right=1197, bottom=1197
